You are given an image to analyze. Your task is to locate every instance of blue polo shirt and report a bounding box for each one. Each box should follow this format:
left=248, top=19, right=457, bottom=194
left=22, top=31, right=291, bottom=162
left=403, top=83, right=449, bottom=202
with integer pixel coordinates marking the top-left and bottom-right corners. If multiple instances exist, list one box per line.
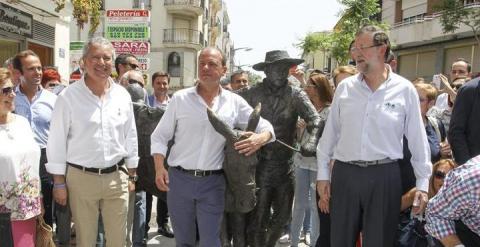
left=14, top=86, right=57, bottom=148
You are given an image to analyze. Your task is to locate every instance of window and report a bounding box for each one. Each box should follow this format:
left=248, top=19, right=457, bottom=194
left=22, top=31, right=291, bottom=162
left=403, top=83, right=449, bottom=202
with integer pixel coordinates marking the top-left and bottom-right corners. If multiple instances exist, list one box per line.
left=133, top=0, right=151, bottom=8
left=168, top=52, right=181, bottom=77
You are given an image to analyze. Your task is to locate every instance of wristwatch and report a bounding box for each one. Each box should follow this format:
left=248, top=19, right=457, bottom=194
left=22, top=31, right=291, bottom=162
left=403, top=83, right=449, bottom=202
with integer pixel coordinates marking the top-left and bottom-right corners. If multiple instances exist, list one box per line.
left=128, top=175, right=138, bottom=182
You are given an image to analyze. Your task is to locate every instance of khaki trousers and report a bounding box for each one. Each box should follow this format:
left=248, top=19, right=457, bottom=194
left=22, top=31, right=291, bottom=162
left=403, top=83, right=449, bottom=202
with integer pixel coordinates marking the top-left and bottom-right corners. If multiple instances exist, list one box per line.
left=67, top=166, right=129, bottom=247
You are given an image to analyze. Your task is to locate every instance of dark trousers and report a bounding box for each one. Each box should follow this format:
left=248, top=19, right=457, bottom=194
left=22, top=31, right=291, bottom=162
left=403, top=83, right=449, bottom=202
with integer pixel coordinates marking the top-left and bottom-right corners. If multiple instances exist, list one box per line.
left=456, top=220, right=480, bottom=246
left=315, top=188, right=330, bottom=247
left=330, top=161, right=402, bottom=247
left=145, top=192, right=168, bottom=233
left=249, top=162, right=295, bottom=247
left=167, top=167, right=225, bottom=247
left=0, top=213, right=13, bottom=247
left=40, top=148, right=54, bottom=227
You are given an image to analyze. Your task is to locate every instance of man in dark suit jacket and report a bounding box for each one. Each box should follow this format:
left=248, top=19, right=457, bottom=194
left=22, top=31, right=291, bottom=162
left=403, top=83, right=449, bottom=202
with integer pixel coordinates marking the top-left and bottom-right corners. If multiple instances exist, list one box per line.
left=449, top=77, right=480, bottom=165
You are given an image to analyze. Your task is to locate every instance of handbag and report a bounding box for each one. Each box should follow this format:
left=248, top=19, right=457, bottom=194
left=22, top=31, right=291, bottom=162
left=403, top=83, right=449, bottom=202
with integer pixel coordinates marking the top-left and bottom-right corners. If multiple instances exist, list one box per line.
left=397, top=217, right=443, bottom=247
left=36, top=215, right=55, bottom=247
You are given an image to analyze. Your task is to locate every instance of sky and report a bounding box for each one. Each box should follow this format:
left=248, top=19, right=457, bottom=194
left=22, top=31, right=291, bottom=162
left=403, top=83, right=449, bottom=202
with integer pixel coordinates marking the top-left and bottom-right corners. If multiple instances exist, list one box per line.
left=225, top=0, right=344, bottom=73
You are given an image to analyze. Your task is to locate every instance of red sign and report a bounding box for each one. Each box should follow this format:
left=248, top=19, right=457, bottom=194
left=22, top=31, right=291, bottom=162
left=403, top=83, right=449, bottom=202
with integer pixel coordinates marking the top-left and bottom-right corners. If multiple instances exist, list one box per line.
left=112, top=41, right=150, bottom=56
left=106, top=10, right=149, bottom=17
left=106, top=10, right=150, bottom=23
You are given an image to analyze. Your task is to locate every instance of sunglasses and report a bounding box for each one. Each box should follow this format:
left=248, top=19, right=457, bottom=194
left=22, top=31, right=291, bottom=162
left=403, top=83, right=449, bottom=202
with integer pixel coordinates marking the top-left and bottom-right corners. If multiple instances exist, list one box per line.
left=1, top=86, right=14, bottom=96
left=124, top=63, right=139, bottom=70
left=128, top=79, right=144, bottom=87
left=434, top=170, right=446, bottom=180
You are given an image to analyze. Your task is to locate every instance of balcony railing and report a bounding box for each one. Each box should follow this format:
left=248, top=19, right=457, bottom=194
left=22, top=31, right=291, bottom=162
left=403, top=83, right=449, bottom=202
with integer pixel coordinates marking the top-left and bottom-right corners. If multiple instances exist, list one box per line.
left=163, top=29, right=203, bottom=46
left=393, top=2, right=480, bottom=28
left=164, top=0, right=203, bottom=8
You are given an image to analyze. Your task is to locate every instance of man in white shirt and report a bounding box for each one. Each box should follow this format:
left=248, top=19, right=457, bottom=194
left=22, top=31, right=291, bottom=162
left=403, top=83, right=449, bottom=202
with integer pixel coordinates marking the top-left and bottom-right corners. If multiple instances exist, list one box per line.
left=46, top=37, right=139, bottom=247
left=316, top=25, right=432, bottom=247
left=151, top=47, right=275, bottom=247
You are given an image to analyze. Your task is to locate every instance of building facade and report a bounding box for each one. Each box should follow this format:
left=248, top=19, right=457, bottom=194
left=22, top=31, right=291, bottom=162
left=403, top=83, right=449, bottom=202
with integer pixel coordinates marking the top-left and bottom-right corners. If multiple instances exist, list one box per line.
left=70, top=0, right=232, bottom=91
left=384, top=0, right=480, bottom=81
left=0, top=0, right=72, bottom=80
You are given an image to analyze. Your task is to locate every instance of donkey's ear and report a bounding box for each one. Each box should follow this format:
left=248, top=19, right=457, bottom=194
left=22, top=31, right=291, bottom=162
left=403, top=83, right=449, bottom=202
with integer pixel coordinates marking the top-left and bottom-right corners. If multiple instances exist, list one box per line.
left=246, top=103, right=261, bottom=132
left=207, top=107, right=236, bottom=140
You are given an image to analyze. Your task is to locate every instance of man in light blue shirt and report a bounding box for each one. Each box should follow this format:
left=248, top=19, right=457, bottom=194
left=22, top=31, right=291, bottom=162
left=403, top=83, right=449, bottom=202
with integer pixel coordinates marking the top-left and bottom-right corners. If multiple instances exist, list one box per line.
left=12, top=50, right=57, bottom=229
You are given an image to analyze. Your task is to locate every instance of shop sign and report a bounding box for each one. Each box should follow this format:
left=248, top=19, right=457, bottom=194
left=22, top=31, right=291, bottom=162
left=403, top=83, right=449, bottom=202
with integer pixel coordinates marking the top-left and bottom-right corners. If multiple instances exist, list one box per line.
left=137, top=57, right=150, bottom=71
left=106, top=9, right=150, bottom=23
left=106, top=23, right=149, bottom=41
left=112, top=41, right=150, bottom=56
left=0, top=3, right=33, bottom=37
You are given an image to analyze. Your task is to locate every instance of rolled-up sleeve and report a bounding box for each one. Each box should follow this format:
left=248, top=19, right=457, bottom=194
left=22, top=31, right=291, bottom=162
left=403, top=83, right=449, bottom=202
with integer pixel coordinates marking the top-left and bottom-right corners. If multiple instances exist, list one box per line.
left=46, top=96, right=71, bottom=175
left=425, top=173, right=472, bottom=240
left=151, top=96, right=177, bottom=156
left=124, top=100, right=139, bottom=168
left=405, top=87, right=432, bottom=192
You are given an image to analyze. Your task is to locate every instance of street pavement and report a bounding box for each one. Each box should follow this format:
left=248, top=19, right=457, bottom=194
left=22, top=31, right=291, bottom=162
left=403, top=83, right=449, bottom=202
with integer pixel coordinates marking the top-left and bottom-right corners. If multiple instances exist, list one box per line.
left=146, top=197, right=311, bottom=247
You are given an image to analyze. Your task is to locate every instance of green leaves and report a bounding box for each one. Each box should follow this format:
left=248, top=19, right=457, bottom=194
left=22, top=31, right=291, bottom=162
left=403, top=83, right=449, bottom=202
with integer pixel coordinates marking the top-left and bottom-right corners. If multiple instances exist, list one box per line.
left=298, top=0, right=387, bottom=65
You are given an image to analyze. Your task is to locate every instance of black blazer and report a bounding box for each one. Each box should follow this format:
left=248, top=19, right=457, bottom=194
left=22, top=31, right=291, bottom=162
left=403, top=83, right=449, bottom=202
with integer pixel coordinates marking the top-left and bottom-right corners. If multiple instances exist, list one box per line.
left=449, top=77, right=480, bottom=165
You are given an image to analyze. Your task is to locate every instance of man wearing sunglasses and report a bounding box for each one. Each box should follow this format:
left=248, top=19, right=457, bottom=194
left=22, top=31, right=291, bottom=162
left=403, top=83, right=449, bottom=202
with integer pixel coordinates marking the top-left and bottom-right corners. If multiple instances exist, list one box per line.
left=12, top=50, right=58, bottom=230
left=425, top=155, right=480, bottom=246
left=115, top=53, right=140, bottom=83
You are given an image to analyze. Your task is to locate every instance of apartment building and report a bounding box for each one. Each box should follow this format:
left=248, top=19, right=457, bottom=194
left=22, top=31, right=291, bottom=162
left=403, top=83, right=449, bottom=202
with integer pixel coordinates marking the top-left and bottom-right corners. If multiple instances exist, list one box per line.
left=0, top=0, right=72, bottom=79
left=71, top=0, right=232, bottom=90
left=384, top=0, right=480, bottom=80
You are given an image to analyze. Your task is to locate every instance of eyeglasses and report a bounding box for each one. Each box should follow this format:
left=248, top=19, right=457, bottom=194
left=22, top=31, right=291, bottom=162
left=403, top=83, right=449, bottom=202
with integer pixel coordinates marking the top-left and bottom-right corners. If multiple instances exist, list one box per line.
left=1, top=86, right=14, bottom=96
left=350, top=44, right=382, bottom=53
left=434, top=170, right=446, bottom=180
left=47, top=83, right=59, bottom=89
left=124, top=63, right=139, bottom=70
left=128, top=79, right=144, bottom=87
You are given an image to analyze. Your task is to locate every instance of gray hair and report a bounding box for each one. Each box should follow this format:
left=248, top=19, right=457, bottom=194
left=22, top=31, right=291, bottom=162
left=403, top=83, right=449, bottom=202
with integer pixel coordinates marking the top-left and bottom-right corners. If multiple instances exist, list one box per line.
left=82, top=36, right=116, bottom=60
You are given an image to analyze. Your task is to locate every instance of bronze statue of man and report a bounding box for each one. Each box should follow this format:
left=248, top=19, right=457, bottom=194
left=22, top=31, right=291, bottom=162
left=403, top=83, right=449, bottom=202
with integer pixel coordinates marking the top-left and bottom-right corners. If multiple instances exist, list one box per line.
left=239, top=50, right=321, bottom=247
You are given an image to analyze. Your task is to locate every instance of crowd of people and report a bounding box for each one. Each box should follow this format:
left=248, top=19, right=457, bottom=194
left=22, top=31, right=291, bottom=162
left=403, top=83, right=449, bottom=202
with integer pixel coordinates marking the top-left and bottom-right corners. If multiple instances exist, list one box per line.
left=0, top=24, right=479, bottom=247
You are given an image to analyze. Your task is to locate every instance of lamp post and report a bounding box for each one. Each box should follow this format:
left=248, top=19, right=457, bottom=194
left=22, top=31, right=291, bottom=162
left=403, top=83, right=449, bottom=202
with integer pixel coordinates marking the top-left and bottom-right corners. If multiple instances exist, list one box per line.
left=230, top=47, right=252, bottom=72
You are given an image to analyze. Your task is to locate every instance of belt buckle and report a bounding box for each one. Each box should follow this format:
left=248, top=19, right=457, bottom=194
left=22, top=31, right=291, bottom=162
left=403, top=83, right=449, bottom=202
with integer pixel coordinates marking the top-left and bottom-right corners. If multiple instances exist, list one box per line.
left=356, top=161, right=369, bottom=168
left=194, top=170, right=202, bottom=177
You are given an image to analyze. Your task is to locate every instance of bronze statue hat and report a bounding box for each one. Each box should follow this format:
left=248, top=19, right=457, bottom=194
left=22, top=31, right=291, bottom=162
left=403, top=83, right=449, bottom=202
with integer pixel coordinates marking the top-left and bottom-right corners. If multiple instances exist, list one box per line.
left=252, top=50, right=304, bottom=71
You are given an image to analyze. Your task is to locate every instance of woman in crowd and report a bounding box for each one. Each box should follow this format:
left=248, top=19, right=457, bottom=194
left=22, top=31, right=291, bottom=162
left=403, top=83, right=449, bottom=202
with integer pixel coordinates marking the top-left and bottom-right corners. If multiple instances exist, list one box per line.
left=0, top=68, right=42, bottom=246
left=401, top=159, right=456, bottom=211
left=41, top=68, right=61, bottom=91
left=332, top=65, right=357, bottom=88
left=291, top=73, right=334, bottom=247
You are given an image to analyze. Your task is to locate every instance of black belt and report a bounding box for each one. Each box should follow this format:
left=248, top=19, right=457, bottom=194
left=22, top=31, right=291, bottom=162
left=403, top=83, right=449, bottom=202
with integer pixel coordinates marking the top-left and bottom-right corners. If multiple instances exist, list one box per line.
left=346, top=158, right=396, bottom=168
left=67, top=159, right=127, bottom=175
left=173, top=166, right=223, bottom=177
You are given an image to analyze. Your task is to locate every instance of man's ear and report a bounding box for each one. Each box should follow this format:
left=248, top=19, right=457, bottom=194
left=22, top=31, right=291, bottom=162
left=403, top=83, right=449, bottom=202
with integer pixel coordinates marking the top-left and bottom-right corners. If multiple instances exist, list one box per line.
left=13, top=69, right=22, bottom=79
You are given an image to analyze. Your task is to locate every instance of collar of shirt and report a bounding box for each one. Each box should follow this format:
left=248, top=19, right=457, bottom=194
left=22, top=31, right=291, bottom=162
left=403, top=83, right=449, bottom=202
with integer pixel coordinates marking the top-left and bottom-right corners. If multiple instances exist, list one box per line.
left=14, top=85, right=43, bottom=102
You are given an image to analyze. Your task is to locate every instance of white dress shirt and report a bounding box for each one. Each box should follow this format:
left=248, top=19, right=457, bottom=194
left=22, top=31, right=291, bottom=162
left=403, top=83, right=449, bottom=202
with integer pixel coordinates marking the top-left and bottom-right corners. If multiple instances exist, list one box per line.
left=151, top=86, right=275, bottom=171
left=46, top=76, right=139, bottom=175
left=434, top=92, right=449, bottom=111
left=316, top=69, right=432, bottom=192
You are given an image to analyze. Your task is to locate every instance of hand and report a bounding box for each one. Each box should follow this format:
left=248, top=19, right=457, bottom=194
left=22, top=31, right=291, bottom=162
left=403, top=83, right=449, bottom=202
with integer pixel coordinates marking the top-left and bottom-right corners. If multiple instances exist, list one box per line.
left=292, top=69, right=306, bottom=86
left=53, top=187, right=68, bottom=206
left=128, top=181, right=136, bottom=192
left=155, top=167, right=169, bottom=192
left=296, top=119, right=306, bottom=129
left=411, top=190, right=428, bottom=215
left=440, top=141, right=452, bottom=158
left=234, top=131, right=265, bottom=156
left=317, top=180, right=331, bottom=214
